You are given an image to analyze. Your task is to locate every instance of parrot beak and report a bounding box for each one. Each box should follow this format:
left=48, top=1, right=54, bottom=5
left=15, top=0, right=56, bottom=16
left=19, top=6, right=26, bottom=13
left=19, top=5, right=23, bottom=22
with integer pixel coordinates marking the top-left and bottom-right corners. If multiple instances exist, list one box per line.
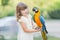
left=32, top=7, right=38, bottom=13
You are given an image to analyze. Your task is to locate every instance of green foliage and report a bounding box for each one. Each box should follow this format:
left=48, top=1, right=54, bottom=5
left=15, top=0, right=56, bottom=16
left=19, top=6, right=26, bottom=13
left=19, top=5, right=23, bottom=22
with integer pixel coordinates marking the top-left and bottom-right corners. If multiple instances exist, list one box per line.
left=11, top=36, right=17, bottom=40
left=48, top=9, right=60, bottom=19
left=34, top=36, right=60, bottom=40
left=0, top=0, right=60, bottom=19
left=1, top=0, right=10, bottom=6
left=7, top=10, right=15, bottom=16
left=0, top=35, right=5, bottom=40
left=7, top=35, right=60, bottom=40
left=0, top=9, right=15, bottom=18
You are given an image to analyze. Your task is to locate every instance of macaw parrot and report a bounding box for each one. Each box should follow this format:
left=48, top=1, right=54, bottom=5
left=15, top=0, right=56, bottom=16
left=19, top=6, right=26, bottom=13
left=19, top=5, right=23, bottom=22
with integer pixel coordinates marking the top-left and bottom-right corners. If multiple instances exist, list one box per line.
left=32, top=7, right=48, bottom=40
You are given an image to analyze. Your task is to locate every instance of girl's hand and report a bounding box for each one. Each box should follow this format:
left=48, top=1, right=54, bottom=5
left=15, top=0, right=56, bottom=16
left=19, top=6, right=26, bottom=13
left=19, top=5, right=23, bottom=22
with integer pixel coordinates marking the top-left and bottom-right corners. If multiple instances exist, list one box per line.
left=34, top=29, right=40, bottom=32
left=40, top=27, right=42, bottom=31
left=35, top=27, right=42, bottom=31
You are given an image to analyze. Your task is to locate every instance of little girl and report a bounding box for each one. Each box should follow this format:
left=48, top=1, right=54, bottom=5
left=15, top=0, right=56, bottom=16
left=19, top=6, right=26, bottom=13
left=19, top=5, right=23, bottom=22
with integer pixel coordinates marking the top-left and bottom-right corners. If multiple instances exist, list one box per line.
left=16, top=2, right=39, bottom=40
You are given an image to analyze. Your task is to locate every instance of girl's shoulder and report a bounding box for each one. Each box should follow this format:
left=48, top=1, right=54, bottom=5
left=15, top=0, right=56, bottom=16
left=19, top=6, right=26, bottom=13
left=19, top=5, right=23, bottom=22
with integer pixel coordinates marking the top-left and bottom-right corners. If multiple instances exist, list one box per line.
left=18, top=16, right=27, bottom=23
left=28, top=14, right=32, bottom=18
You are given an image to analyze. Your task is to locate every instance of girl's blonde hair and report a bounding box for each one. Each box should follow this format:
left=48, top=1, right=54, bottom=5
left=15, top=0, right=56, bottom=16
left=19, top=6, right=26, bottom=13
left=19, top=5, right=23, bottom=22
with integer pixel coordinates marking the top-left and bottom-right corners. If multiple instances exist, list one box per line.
left=16, top=2, right=27, bottom=21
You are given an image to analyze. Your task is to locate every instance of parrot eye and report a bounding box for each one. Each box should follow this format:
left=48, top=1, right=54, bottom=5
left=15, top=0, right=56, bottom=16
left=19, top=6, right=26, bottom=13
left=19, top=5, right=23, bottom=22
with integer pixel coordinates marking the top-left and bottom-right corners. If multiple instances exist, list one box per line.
left=32, top=8, right=35, bottom=11
left=32, top=7, right=38, bottom=13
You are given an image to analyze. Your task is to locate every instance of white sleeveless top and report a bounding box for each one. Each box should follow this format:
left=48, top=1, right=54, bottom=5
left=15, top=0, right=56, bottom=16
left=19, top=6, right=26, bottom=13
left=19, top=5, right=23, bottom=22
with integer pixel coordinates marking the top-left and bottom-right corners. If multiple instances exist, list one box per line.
left=17, top=14, right=34, bottom=40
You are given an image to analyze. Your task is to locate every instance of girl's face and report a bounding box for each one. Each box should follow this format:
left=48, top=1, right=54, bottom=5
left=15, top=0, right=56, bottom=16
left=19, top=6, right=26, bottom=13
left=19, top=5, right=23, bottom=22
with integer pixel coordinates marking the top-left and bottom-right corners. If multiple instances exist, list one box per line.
left=20, top=8, right=29, bottom=16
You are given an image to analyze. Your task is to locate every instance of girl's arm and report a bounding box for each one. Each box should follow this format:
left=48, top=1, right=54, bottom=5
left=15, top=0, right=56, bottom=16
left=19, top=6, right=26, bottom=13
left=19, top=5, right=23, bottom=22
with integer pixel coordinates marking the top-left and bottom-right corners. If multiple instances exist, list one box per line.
left=19, top=22, right=39, bottom=33
left=32, top=20, right=38, bottom=28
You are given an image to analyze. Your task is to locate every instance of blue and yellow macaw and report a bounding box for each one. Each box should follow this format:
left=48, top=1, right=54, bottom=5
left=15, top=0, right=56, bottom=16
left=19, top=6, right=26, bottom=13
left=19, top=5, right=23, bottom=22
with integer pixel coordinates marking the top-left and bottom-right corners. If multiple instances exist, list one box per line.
left=32, top=7, right=48, bottom=40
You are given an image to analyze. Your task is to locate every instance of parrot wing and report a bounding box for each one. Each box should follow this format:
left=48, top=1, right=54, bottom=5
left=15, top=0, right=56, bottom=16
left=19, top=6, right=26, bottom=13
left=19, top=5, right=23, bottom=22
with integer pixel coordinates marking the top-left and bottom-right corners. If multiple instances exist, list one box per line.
left=39, top=16, right=45, bottom=24
left=40, top=16, right=46, bottom=31
left=40, top=16, right=48, bottom=34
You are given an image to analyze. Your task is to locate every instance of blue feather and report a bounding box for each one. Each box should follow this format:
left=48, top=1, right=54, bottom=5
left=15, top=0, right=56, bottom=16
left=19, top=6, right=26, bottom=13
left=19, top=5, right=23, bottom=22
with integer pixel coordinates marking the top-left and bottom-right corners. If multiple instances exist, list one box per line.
left=39, top=16, right=46, bottom=32
left=40, top=16, right=45, bottom=24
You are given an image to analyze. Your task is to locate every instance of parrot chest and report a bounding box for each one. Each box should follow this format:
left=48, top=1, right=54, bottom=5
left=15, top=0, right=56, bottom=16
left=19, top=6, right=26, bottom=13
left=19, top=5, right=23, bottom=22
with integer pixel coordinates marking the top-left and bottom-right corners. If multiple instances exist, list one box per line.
left=34, top=15, right=39, bottom=23
left=34, top=14, right=43, bottom=27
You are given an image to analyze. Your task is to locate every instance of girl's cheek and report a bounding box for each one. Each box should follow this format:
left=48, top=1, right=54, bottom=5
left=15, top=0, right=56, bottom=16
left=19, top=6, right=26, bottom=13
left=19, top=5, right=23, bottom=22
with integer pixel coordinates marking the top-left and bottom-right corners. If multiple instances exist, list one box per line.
left=20, top=9, right=29, bottom=15
left=25, top=10, right=29, bottom=14
left=22, top=11, right=27, bottom=15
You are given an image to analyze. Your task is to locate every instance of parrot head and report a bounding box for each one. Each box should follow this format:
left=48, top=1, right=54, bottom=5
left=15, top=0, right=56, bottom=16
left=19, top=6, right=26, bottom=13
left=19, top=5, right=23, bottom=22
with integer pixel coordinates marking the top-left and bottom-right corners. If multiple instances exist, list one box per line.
left=32, top=7, right=40, bottom=16
left=32, top=7, right=39, bottom=13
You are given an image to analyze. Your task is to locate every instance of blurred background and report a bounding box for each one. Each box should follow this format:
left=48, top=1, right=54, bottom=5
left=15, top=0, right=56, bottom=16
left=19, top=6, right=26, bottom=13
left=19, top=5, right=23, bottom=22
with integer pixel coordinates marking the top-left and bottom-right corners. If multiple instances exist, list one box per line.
left=0, top=0, right=60, bottom=40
